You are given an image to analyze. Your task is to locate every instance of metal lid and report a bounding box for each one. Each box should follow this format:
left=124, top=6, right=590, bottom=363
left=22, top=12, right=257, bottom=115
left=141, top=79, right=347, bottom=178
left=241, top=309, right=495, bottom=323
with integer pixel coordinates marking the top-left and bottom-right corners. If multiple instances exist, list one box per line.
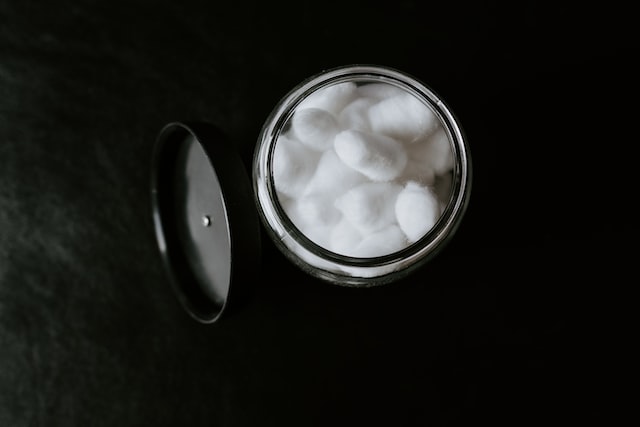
left=151, top=121, right=261, bottom=324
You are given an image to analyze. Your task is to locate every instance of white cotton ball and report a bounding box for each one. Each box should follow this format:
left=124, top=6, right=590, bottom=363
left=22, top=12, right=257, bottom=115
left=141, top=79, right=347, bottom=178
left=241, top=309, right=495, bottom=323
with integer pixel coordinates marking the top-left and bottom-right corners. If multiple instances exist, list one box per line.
left=272, top=134, right=319, bottom=198
left=334, top=129, right=408, bottom=182
left=357, top=82, right=406, bottom=100
left=281, top=195, right=336, bottom=249
left=400, top=124, right=453, bottom=185
left=279, top=193, right=302, bottom=225
left=329, top=218, right=363, bottom=256
left=352, top=224, right=409, bottom=258
left=297, top=223, right=335, bottom=249
left=303, top=149, right=367, bottom=199
left=334, top=182, right=402, bottom=235
left=338, top=97, right=376, bottom=132
left=395, top=182, right=440, bottom=243
left=294, top=194, right=341, bottom=229
left=422, top=126, right=454, bottom=176
left=401, top=157, right=437, bottom=187
left=277, top=192, right=296, bottom=217
left=291, top=107, right=340, bottom=151
left=297, top=82, right=358, bottom=115
left=368, top=93, right=439, bottom=142
left=279, top=194, right=332, bottom=249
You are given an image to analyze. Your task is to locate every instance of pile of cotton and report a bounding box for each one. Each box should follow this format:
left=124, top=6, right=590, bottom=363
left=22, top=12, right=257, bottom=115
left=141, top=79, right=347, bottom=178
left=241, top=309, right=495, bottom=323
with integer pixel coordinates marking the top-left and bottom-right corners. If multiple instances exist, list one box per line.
left=272, top=81, right=454, bottom=257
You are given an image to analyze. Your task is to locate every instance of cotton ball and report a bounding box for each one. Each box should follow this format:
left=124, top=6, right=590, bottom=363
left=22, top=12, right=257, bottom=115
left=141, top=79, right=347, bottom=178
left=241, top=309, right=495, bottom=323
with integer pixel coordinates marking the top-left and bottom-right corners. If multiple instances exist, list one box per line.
left=352, top=224, right=409, bottom=258
left=329, top=218, right=363, bottom=256
left=277, top=192, right=296, bottom=217
left=334, top=129, right=408, bottom=181
left=295, top=194, right=341, bottom=229
left=400, top=124, right=453, bottom=185
left=395, top=182, right=440, bottom=243
left=279, top=193, right=333, bottom=248
left=338, top=97, right=376, bottom=132
left=401, top=156, right=437, bottom=187
left=291, top=107, right=340, bottom=151
left=298, top=223, right=335, bottom=249
left=298, top=82, right=358, bottom=115
left=303, top=149, right=367, bottom=199
left=357, top=82, right=406, bottom=100
left=334, top=182, right=402, bottom=235
left=281, top=195, right=337, bottom=249
left=369, top=93, right=439, bottom=142
left=422, top=126, right=454, bottom=176
left=272, top=135, right=319, bottom=198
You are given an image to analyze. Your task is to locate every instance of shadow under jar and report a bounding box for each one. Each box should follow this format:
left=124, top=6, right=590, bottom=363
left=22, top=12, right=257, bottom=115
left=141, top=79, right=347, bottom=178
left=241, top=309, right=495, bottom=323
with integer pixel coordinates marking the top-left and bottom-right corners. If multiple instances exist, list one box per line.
left=254, top=64, right=472, bottom=287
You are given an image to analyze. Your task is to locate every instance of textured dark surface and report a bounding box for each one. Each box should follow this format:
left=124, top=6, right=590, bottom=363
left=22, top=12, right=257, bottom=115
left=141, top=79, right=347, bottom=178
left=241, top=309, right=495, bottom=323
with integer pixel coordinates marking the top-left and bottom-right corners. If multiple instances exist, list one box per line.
left=0, top=1, right=634, bottom=426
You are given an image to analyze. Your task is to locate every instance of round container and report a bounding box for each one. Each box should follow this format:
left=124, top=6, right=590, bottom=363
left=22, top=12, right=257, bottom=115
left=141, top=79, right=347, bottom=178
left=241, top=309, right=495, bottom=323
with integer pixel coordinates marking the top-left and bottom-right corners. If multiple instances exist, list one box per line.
left=254, top=64, right=472, bottom=287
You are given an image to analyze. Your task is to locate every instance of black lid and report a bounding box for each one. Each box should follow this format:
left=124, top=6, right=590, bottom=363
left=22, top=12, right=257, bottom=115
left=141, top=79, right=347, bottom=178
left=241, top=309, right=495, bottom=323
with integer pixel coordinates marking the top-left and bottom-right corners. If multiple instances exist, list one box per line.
left=151, top=122, right=261, bottom=324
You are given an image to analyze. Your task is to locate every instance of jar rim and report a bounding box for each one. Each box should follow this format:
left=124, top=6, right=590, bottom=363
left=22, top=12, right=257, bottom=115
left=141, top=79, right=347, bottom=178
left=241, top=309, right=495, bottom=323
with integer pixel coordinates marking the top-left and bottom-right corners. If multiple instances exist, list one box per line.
left=253, top=64, right=472, bottom=286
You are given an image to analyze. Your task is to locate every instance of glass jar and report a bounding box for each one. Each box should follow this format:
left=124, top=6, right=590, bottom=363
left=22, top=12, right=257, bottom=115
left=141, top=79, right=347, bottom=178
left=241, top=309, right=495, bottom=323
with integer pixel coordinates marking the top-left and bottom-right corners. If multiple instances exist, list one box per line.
left=253, top=64, right=472, bottom=286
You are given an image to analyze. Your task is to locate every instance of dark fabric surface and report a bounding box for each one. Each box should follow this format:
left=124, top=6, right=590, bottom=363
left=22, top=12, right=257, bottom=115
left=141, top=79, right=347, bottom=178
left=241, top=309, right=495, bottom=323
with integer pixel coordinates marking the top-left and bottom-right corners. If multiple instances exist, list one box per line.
left=0, top=1, right=634, bottom=426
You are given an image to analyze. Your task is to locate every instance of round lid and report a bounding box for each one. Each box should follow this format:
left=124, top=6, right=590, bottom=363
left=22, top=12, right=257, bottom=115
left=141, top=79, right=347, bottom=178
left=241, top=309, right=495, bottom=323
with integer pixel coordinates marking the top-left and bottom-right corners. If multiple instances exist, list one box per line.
left=151, top=121, right=261, bottom=324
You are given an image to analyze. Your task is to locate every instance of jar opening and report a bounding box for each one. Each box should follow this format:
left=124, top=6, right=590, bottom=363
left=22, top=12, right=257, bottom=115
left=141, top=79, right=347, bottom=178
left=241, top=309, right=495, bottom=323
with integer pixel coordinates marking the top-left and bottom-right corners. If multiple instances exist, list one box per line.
left=254, top=65, right=471, bottom=285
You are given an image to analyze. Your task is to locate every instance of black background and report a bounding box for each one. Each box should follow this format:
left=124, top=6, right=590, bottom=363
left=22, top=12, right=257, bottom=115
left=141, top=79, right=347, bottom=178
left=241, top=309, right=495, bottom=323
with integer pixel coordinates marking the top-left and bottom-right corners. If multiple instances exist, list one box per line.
left=1, top=1, right=635, bottom=426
